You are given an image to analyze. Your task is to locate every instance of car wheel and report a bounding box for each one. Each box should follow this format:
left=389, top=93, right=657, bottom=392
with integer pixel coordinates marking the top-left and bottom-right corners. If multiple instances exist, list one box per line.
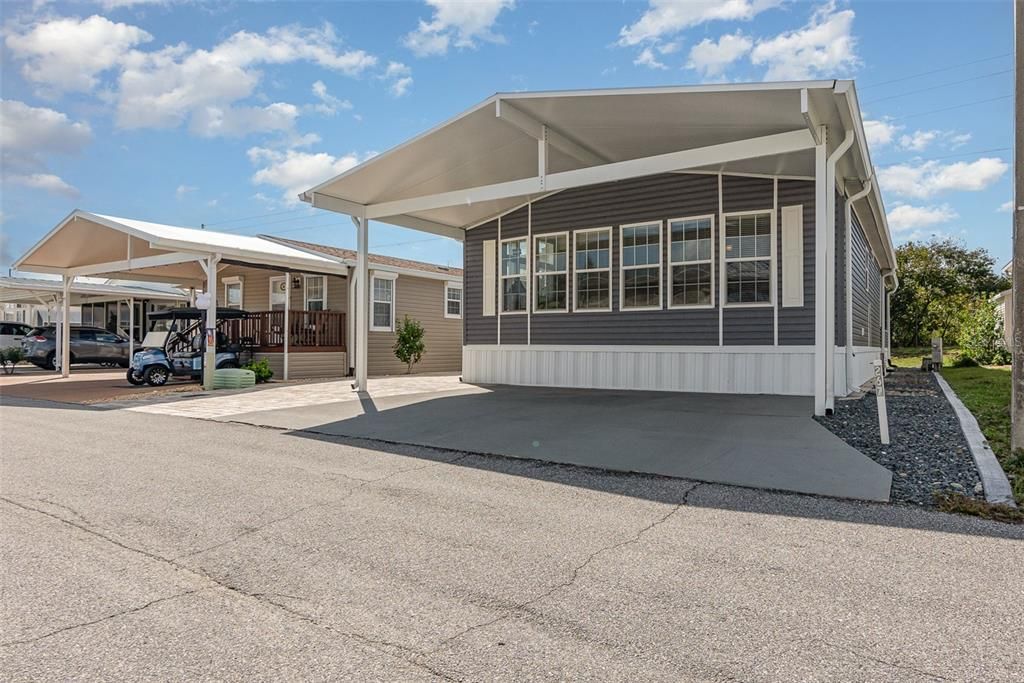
left=126, top=368, right=145, bottom=386
left=144, top=365, right=170, bottom=387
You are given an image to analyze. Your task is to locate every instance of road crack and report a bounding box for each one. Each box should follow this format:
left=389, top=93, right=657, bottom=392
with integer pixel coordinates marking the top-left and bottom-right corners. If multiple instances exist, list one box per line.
left=810, top=638, right=949, bottom=681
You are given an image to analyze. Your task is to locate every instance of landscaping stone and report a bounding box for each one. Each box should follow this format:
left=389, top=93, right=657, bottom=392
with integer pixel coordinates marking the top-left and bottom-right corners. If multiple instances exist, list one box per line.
left=816, top=369, right=982, bottom=506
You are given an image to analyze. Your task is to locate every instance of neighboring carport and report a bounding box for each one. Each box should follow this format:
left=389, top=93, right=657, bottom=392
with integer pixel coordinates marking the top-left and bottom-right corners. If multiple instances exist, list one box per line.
left=13, top=210, right=346, bottom=387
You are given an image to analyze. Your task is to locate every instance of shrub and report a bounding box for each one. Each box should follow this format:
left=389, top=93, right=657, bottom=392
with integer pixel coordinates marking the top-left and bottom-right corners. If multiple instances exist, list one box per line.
left=1, top=346, right=24, bottom=375
left=958, top=299, right=1011, bottom=365
left=947, top=353, right=979, bottom=368
left=243, top=358, right=274, bottom=383
left=393, top=315, right=425, bottom=374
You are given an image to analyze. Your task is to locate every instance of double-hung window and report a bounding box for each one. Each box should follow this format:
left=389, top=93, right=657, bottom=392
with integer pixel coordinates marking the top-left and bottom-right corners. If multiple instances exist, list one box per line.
left=534, top=233, right=568, bottom=312
left=224, top=278, right=243, bottom=309
left=724, top=212, right=773, bottom=304
left=620, top=222, right=662, bottom=310
left=304, top=275, right=325, bottom=311
left=573, top=227, right=611, bottom=311
left=371, top=274, right=396, bottom=331
left=668, top=215, right=714, bottom=307
left=500, top=237, right=528, bottom=313
left=445, top=284, right=462, bottom=318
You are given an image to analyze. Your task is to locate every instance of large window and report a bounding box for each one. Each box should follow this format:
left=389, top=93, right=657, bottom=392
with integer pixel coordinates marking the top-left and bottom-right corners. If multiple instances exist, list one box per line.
left=620, top=222, right=662, bottom=310
left=534, top=233, right=568, bottom=312
left=304, top=275, right=325, bottom=311
left=371, top=275, right=395, bottom=331
left=669, top=215, right=714, bottom=308
left=224, top=278, right=243, bottom=309
left=500, top=237, right=528, bottom=313
left=574, top=227, right=611, bottom=311
left=724, top=212, right=773, bottom=304
left=445, top=284, right=462, bottom=319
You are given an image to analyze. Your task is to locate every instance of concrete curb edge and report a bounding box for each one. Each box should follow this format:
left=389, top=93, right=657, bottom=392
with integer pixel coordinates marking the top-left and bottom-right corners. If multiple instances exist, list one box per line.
left=934, top=371, right=1017, bottom=507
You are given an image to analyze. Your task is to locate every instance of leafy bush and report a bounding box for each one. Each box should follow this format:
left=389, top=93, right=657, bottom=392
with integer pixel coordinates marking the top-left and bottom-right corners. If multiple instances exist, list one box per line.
left=393, top=315, right=425, bottom=374
left=1, top=346, right=24, bottom=374
left=243, top=358, right=274, bottom=383
left=947, top=353, right=979, bottom=368
left=958, top=299, right=1011, bottom=365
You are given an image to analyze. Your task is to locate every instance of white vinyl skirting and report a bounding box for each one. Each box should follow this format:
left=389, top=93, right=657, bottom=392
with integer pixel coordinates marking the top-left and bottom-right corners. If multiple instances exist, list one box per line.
left=835, top=346, right=883, bottom=395
left=463, top=344, right=816, bottom=396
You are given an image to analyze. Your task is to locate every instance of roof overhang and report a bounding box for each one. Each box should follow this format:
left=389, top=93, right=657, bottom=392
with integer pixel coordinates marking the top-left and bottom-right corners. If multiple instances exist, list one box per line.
left=302, top=80, right=895, bottom=274
left=0, top=275, right=190, bottom=305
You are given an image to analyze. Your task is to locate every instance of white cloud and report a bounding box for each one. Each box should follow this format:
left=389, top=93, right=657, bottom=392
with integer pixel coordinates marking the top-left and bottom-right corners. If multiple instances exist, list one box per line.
left=878, top=157, right=1009, bottom=199
left=310, top=80, right=353, bottom=115
left=0, top=99, right=91, bottom=198
left=886, top=203, right=957, bottom=232
left=948, top=132, right=971, bottom=149
left=998, top=201, right=1013, bottom=213
left=863, top=117, right=899, bottom=148
left=248, top=146, right=366, bottom=203
left=687, top=32, right=752, bottom=78
left=175, top=184, right=196, bottom=200
left=383, top=62, right=413, bottom=97
left=634, top=47, right=667, bottom=70
left=4, top=15, right=152, bottom=94
left=98, top=0, right=167, bottom=8
left=619, top=0, right=780, bottom=46
left=404, top=0, right=516, bottom=57
left=898, top=129, right=938, bottom=152
left=750, top=2, right=858, bottom=80
left=190, top=102, right=299, bottom=137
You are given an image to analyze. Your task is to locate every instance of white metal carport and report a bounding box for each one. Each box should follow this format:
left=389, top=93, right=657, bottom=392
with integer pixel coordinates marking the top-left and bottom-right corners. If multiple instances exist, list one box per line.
left=300, top=81, right=897, bottom=414
left=13, top=211, right=346, bottom=388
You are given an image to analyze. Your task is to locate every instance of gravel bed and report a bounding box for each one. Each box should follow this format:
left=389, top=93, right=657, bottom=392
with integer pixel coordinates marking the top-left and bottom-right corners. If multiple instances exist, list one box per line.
left=815, top=369, right=982, bottom=506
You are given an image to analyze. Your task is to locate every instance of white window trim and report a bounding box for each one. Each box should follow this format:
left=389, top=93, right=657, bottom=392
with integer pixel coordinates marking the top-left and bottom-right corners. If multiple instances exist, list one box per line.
left=303, top=274, right=327, bottom=310
left=619, top=220, right=663, bottom=312
left=269, top=275, right=287, bottom=310
left=667, top=213, right=716, bottom=310
left=721, top=209, right=776, bottom=309
left=572, top=227, right=613, bottom=313
left=370, top=272, right=397, bottom=332
left=533, top=231, right=570, bottom=314
left=223, top=276, right=243, bottom=309
left=499, top=235, right=529, bottom=315
left=444, top=282, right=463, bottom=319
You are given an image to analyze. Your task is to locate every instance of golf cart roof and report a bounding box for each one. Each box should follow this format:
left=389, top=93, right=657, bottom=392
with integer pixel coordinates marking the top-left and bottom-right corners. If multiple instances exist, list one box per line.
left=147, top=307, right=251, bottom=321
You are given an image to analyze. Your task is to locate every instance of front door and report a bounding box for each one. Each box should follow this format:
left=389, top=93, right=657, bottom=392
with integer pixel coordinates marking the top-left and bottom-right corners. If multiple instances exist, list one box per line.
left=269, top=276, right=287, bottom=346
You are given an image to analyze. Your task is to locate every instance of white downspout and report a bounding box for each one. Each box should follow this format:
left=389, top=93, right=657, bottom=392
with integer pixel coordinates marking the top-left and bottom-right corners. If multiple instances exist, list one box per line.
left=825, top=129, right=855, bottom=413
left=845, top=177, right=874, bottom=393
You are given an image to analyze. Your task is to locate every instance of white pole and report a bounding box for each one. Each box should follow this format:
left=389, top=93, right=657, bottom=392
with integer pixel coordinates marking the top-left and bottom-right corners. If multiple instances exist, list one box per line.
left=353, top=214, right=369, bottom=391
left=813, top=126, right=828, bottom=416
left=60, top=275, right=71, bottom=377
left=203, top=254, right=221, bottom=390
left=873, top=358, right=890, bottom=445
left=283, top=270, right=290, bottom=381
left=128, top=296, right=135, bottom=359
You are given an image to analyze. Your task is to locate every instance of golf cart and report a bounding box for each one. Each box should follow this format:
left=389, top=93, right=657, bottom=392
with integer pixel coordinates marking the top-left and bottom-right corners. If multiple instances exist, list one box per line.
left=126, top=307, right=253, bottom=387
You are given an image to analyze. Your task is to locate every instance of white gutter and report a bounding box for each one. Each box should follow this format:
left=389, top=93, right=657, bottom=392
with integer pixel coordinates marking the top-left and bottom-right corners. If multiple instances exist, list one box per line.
left=845, top=177, right=874, bottom=392
left=826, top=129, right=856, bottom=413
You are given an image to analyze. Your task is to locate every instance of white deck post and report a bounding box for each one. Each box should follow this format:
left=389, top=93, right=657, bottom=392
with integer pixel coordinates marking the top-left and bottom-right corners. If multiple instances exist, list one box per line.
left=203, top=254, right=221, bottom=390
left=352, top=213, right=369, bottom=391
left=128, top=296, right=135, bottom=359
left=813, top=126, right=828, bottom=416
left=60, top=275, right=71, bottom=377
left=283, top=270, right=290, bottom=381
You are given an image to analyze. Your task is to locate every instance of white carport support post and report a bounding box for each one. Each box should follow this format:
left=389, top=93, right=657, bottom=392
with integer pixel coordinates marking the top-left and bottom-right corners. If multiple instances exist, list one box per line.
left=813, top=126, right=828, bottom=416
left=352, top=214, right=369, bottom=391
left=203, top=254, right=221, bottom=390
left=283, top=270, right=290, bottom=381
left=60, top=275, right=71, bottom=377
left=128, top=296, right=135, bottom=359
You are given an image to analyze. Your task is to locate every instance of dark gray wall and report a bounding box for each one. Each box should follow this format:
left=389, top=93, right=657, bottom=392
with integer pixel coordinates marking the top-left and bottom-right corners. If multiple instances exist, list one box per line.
left=849, top=208, right=884, bottom=346
left=835, top=189, right=847, bottom=347
left=464, top=172, right=819, bottom=347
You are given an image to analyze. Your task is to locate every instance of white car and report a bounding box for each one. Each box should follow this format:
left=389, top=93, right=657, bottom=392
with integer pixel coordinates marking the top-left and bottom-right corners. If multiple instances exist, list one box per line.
left=0, top=322, right=31, bottom=351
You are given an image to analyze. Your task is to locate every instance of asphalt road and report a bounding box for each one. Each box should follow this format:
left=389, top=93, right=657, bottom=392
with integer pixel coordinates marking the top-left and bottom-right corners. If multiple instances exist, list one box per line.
left=2, top=397, right=1022, bottom=682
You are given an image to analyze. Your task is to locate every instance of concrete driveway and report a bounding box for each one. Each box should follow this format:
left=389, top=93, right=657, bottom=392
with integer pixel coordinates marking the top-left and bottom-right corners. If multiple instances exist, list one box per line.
left=0, top=367, right=198, bottom=404
left=125, top=376, right=892, bottom=501
left=2, top=399, right=1022, bottom=681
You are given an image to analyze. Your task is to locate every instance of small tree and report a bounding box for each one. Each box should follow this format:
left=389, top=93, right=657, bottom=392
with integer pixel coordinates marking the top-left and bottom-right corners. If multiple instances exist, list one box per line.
left=958, top=298, right=1010, bottom=365
left=393, top=315, right=425, bottom=374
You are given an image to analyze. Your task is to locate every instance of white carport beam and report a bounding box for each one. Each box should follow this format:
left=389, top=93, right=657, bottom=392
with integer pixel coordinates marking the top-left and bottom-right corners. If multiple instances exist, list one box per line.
left=68, top=252, right=203, bottom=277
left=495, top=99, right=607, bottom=167
left=366, top=129, right=816, bottom=219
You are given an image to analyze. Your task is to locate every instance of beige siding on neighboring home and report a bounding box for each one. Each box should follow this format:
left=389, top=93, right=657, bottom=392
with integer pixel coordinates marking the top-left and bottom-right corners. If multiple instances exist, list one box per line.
left=368, top=274, right=462, bottom=376
left=253, top=351, right=347, bottom=379
left=215, top=265, right=348, bottom=314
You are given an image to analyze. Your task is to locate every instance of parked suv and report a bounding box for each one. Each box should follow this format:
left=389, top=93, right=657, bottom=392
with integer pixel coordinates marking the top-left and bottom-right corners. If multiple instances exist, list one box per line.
left=22, top=326, right=131, bottom=370
left=1, top=322, right=32, bottom=350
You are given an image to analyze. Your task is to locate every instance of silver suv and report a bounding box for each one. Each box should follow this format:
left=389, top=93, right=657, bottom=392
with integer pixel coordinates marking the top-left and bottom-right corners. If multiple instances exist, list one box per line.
left=22, top=326, right=131, bottom=370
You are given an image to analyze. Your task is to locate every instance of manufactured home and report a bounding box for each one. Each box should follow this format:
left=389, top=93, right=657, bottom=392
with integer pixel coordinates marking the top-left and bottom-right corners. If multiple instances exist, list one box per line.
left=301, top=81, right=896, bottom=415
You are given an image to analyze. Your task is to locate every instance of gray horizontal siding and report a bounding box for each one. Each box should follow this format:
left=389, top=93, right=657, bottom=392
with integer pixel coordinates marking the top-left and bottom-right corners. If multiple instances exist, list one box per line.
left=850, top=208, right=883, bottom=346
left=835, top=189, right=847, bottom=347
left=465, top=220, right=497, bottom=344
left=776, top=180, right=815, bottom=345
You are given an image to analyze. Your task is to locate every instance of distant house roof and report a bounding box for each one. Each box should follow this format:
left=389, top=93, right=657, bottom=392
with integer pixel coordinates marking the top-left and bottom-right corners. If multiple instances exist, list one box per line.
left=262, top=235, right=462, bottom=279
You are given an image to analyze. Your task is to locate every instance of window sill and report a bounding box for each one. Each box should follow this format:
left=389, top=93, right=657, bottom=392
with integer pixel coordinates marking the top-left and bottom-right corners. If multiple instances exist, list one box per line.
left=571, top=306, right=614, bottom=313
left=722, top=302, right=774, bottom=309
left=620, top=305, right=664, bottom=312
left=668, top=304, right=716, bottom=310
left=532, top=308, right=570, bottom=315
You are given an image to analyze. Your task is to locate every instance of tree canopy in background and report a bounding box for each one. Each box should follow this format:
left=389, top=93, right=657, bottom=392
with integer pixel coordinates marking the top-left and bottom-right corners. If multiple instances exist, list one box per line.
left=891, top=239, right=1009, bottom=348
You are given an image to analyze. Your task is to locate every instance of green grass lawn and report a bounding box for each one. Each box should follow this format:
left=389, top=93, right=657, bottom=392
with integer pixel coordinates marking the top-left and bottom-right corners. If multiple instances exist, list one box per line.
left=893, top=348, right=1022, bottom=507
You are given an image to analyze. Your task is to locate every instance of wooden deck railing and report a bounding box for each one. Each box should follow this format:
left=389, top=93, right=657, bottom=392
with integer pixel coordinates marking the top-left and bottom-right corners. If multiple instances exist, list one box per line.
left=225, top=310, right=345, bottom=350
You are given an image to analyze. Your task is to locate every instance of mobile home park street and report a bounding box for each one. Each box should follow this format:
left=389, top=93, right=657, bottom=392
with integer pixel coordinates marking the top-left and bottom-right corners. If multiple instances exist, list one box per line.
left=2, top=398, right=1021, bottom=682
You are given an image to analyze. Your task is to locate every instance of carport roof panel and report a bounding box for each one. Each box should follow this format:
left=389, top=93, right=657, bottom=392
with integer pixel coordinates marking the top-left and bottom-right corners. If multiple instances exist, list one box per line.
left=0, top=275, right=190, bottom=304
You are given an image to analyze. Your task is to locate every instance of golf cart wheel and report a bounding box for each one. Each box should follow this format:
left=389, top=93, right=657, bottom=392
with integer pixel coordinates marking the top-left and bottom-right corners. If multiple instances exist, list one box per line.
left=126, top=368, right=145, bottom=386
left=144, top=365, right=170, bottom=387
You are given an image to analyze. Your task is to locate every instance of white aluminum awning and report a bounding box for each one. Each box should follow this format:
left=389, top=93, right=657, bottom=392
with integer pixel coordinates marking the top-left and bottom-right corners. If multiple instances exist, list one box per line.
left=0, top=274, right=189, bottom=305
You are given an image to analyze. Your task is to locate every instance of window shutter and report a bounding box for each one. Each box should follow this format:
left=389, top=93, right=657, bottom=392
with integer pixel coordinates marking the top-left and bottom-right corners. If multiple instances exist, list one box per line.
left=482, top=239, right=496, bottom=317
left=781, top=205, right=804, bottom=308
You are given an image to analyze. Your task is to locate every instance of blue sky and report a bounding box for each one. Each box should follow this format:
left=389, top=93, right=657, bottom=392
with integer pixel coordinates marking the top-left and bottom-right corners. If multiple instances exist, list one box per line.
left=0, top=0, right=1014, bottom=272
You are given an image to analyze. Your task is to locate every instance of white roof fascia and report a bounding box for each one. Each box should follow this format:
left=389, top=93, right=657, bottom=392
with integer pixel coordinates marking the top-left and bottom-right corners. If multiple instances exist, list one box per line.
left=495, top=80, right=837, bottom=101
